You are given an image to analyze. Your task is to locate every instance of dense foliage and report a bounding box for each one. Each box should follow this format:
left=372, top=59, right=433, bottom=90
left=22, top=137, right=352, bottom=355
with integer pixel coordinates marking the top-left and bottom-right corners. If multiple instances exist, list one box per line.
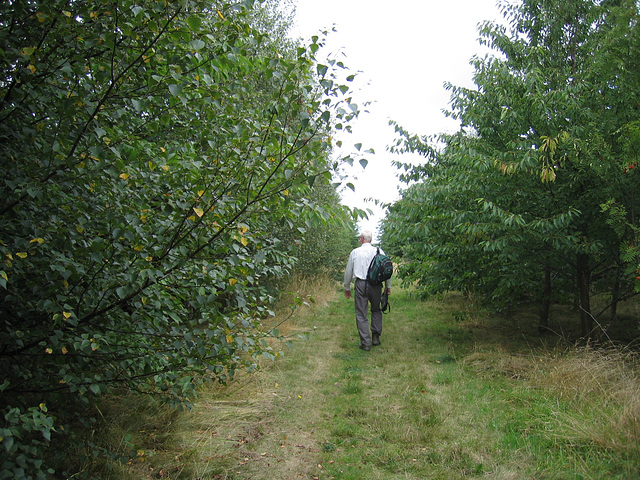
left=382, top=0, right=640, bottom=336
left=0, top=0, right=359, bottom=477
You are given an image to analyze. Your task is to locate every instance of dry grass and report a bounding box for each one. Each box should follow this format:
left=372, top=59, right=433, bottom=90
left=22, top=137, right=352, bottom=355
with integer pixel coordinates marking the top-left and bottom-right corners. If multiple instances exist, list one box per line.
left=267, top=273, right=338, bottom=337
left=462, top=344, right=640, bottom=463
left=166, top=274, right=341, bottom=479
left=80, top=274, right=338, bottom=479
left=530, top=346, right=640, bottom=454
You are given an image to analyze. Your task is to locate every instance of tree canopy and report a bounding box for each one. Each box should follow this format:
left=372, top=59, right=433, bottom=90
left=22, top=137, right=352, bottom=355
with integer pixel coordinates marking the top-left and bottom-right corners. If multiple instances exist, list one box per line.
left=382, top=0, right=640, bottom=336
left=0, top=0, right=359, bottom=477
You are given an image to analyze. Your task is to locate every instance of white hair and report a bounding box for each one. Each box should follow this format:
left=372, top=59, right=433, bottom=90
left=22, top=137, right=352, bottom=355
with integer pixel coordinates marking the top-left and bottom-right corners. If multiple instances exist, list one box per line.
left=360, top=230, right=373, bottom=243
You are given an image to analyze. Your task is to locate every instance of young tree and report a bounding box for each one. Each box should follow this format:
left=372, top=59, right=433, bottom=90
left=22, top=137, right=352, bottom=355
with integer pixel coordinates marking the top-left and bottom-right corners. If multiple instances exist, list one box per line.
left=0, top=0, right=359, bottom=476
left=384, top=0, right=640, bottom=336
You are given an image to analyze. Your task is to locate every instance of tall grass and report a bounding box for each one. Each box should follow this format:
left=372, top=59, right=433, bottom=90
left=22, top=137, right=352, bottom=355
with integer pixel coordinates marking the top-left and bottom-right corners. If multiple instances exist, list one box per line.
left=531, top=346, right=640, bottom=455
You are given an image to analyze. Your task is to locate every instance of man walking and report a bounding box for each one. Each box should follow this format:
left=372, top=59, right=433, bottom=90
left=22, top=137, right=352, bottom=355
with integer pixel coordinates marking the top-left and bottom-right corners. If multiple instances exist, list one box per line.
left=344, top=230, right=391, bottom=351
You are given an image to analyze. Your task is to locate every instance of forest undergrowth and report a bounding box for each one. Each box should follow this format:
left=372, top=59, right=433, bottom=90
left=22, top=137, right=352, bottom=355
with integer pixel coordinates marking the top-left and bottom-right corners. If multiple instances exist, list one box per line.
left=87, top=278, right=640, bottom=480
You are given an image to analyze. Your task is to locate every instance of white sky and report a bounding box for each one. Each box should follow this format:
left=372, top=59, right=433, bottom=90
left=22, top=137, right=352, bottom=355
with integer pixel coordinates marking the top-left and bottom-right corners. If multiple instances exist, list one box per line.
left=292, top=0, right=504, bottom=241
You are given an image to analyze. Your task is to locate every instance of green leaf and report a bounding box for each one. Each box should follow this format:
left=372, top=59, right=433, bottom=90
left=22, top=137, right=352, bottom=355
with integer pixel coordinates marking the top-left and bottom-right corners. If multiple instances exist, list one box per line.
left=187, top=15, right=202, bottom=31
left=306, top=175, right=316, bottom=187
left=168, top=84, right=183, bottom=96
left=190, top=39, right=205, bottom=51
left=316, top=64, right=328, bottom=77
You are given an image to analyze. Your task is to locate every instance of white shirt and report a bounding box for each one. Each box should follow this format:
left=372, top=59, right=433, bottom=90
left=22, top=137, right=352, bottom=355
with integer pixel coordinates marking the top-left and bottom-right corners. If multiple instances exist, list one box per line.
left=343, top=242, right=390, bottom=291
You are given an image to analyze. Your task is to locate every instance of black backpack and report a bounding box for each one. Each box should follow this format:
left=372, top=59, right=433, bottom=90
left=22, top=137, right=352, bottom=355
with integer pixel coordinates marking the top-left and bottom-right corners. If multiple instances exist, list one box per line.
left=366, top=247, right=393, bottom=286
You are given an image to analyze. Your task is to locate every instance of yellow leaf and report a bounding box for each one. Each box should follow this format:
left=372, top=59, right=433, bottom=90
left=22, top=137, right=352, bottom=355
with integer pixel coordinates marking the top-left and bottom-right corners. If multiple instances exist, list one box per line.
left=240, top=237, right=248, bottom=247
left=229, top=278, right=237, bottom=286
left=197, top=190, right=205, bottom=197
left=30, top=238, right=45, bottom=244
left=540, top=166, right=557, bottom=183
left=193, top=207, right=204, bottom=218
left=6, top=254, right=13, bottom=261
left=16, top=252, right=27, bottom=259
left=1, top=271, right=8, bottom=281
left=63, top=312, right=72, bottom=319
left=162, top=165, right=169, bottom=171
left=36, top=12, right=47, bottom=22
left=63, top=10, right=72, bottom=17
left=217, top=9, right=225, bottom=20
left=76, top=225, right=84, bottom=233
left=226, top=334, right=234, bottom=344
left=283, top=189, right=289, bottom=196
left=187, top=215, right=196, bottom=222
left=238, top=225, right=248, bottom=235
left=145, top=256, right=153, bottom=262
left=119, top=172, right=129, bottom=180
left=61, top=347, right=68, bottom=354
left=27, top=65, right=36, bottom=74
left=45, top=348, right=53, bottom=354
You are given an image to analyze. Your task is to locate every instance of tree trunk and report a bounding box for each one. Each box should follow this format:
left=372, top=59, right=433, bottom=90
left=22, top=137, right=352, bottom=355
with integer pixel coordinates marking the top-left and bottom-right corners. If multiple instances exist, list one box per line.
left=610, top=270, right=620, bottom=323
left=576, top=253, right=592, bottom=337
left=539, top=265, right=551, bottom=333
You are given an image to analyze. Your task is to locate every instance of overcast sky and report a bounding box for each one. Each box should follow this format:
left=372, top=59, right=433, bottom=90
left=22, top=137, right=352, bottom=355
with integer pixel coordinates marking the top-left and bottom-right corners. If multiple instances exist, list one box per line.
left=292, top=0, right=505, bottom=240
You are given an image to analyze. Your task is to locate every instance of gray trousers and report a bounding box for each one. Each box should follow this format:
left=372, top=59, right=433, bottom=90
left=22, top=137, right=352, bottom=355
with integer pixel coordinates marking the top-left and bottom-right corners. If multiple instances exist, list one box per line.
left=354, top=278, right=382, bottom=347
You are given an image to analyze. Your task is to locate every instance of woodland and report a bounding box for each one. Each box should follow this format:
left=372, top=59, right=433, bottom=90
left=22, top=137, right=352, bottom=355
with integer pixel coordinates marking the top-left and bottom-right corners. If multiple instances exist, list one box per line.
left=382, top=0, right=640, bottom=337
left=0, top=0, right=639, bottom=478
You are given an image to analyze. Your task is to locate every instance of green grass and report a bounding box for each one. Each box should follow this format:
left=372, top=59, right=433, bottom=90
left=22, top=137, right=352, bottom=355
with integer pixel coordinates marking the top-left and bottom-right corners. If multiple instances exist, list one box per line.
left=90, top=283, right=639, bottom=480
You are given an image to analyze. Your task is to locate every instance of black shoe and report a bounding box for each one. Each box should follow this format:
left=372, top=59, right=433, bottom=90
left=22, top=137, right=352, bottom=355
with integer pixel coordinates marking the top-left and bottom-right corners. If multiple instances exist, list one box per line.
left=359, top=344, right=371, bottom=351
left=372, top=334, right=381, bottom=346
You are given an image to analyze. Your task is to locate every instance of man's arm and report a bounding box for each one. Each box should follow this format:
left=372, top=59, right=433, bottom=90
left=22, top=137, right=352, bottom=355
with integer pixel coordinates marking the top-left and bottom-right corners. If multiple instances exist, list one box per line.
left=344, top=251, right=354, bottom=298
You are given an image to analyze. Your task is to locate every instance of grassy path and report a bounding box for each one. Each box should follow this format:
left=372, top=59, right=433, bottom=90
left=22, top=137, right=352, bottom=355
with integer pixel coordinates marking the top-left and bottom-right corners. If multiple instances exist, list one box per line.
left=162, top=287, right=526, bottom=480
left=121, top=285, right=639, bottom=479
